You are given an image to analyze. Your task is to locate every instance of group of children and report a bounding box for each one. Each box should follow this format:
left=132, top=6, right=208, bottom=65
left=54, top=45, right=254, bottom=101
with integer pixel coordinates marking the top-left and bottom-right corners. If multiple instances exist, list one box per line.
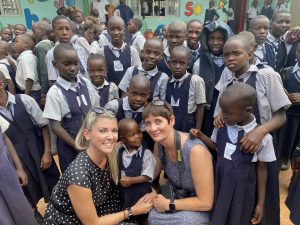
left=0, top=5, right=300, bottom=225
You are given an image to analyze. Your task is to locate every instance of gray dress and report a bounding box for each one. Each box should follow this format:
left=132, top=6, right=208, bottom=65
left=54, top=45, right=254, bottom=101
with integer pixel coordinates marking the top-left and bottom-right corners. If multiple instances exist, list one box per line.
left=148, top=137, right=210, bottom=225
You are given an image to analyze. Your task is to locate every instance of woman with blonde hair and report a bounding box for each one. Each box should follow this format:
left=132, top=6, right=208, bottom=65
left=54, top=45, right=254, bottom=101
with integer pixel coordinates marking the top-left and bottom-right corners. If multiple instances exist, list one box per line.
left=43, top=108, right=152, bottom=225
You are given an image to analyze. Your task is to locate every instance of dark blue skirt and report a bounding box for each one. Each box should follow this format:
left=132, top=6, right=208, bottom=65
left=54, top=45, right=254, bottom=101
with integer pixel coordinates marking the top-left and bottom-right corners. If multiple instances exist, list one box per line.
left=286, top=172, right=300, bottom=225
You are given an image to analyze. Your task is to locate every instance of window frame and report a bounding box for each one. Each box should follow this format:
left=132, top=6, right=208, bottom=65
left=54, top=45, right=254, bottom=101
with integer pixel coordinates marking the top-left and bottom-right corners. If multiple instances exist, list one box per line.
left=0, top=0, right=22, bottom=16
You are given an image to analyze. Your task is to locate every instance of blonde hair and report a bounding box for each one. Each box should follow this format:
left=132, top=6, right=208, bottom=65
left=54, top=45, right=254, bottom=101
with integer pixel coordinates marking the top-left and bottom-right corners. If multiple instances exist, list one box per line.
left=75, top=110, right=119, bottom=184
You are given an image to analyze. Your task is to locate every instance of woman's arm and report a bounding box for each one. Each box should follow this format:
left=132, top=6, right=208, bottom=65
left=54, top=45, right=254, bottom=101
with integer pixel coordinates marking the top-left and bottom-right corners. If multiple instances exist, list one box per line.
left=50, top=120, right=76, bottom=149
left=67, top=184, right=152, bottom=225
left=153, top=142, right=162, bottom=180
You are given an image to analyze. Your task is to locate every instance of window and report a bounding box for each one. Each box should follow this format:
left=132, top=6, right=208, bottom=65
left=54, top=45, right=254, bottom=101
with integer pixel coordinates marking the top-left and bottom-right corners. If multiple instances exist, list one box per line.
left=127, top=0, right=180, bottom=17
left=0, top=0, right=21, bottom=16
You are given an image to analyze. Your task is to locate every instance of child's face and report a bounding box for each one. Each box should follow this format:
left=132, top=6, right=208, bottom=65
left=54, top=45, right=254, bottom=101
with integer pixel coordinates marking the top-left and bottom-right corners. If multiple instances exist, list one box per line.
left=167, top=29, right=186, bottom=50
left=223, top=40, right=251, bottom=76
left=207, top=30, right=225, bottom=55
left=74, top=12, right=84, bottom=24
left=187, top=22, right=202, bottom=47
left=53, top=19, right=72, bottom=43
left=162, top=26, right=168, bottom=38
left=107, top=21, right=125, bottom=47
left=14, top=25, right=26, bottom=36
left=249, top=19, right=270, bottom=45
left=127, top=20, right=137, bottom=33
left=1, top=28, right=12, bottom=42
left=53, top=49, right=79, bottom=82
left=14, top=36, right=27, bottom=54
left=141, top=41, right=163, bottom=70
left=88, top=59, right=107, bottom=86
left=127, top=85, right=149, bottom=110
left=84, top=28, right=94, bottom=44
left=120, top=123, right=143, bottom=150
left=220, top=97, right=248, bottom=126
left=32, top=24, right=44, bottom=43
left=169, top=51, right=189, bottom=79
left=270, top=13, right=291, bottom=38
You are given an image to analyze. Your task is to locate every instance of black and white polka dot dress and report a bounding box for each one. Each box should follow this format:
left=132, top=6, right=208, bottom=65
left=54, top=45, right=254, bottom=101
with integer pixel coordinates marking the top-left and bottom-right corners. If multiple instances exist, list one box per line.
left=43, top=151, right=121, bottom=225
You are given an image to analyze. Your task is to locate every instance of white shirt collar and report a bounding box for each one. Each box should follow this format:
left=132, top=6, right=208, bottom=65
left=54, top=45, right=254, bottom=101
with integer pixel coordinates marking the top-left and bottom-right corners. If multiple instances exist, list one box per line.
left=138, top=65, right=158, bottom=77
left=94, top=79, right=109, bottom=89
left=293, top=63, right=300, bottom=74
left=17, top=50, right=33, bottom=60
left=133, top=31, right=142, bottom=38
left=109, top=41, right=126, bottom=51
left=35, top=39, right=52, bottom=47
left=226, top=115, right=257, bottom=133
left=122, top=144, right=143, bottom=157
left=56, top=74, right=83, bottom=90
left=170, top=72, right=189, bottom=83
left=123, top=96, right=144, bottom=112
left=226, top=64, right=258, bottom=82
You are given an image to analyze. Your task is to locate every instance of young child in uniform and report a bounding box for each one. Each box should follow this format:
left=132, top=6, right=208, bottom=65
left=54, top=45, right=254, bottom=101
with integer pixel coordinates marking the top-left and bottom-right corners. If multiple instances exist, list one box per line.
left=13, top=24, right=27, bottom=39
left=193, top=21, right=233, bottom=137
left=118, top=118, right=156, bottom=225
left=43, top=43, right=100, bottom=173
left=119, top=38, right=169, bottom=101
left=97, top=16, right=141, bottom=86
left=214, top=35, right=291, bottom=225
left=0, top=27, right=13, bottom=43
left=14, top=34, right=42, bottom=104
left=277, top=42, right=300, bottom=170
left=191, top=82, right=275, bottom=225
left=87, top=54, right=119, bottom=107
left=186, top=19, right=202, bottom=69
left=0, top=72, right=60, bottom=221
left=127, top=18, right=146, bottom=55
left=164, top=46, right=206, bottom=132
left=157, top=20, right=187, bottom=77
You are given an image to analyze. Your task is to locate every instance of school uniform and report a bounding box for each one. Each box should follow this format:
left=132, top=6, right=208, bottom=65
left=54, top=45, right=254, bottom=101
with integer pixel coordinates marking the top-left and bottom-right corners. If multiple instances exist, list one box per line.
left=118, top=144, right=155, bottom=209
left=210, top=116, right=276, bottom=225
left=277, top=64, right=300, bottom=166
left=254, top=42, right=277, bottom=69
left=98, top=30, right=111, bottom=47
left=0, top=116, right=38, bottom=225
left=35, top=39, right=54, bottom=96
left=215, top=64, right=291, bottom=225
left=0, top=57, right=19, bottom=93
left=261, top=5, right=274, bottom=20
left=94, top=80, right=119, bottom=107
left=15, top=50, right=41, bottom=103
left=0, top=92, right=60, bottom=206
left=119, top=65, right=169, bottom=101
left=130, top=31, right=146, bottom=54
left=45, top=41, right=88, bottom=82
left=157, top=48, right=172, bottom=77
left=97, top=42, right=141, bottom=86
left=43, top=75, right=100, bottom=173
left=164, top=72, right=206, bottom=133
left=187, top=43, right=201, bottom=74
left=284, top=40, right=300, bottom=68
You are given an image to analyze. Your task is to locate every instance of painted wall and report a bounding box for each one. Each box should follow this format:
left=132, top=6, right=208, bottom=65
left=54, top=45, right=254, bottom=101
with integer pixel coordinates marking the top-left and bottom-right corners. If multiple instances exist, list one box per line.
left=290, top=0, right=300, bottom=28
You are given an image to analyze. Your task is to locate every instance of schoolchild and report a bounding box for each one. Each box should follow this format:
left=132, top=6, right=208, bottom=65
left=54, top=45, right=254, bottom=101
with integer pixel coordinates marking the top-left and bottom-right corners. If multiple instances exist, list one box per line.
left=0, top=72, right=60, bottom=221
left=214, top=35, right=291, bottom=225
left=43, top=43, right=100, bottom=173
left=118, top=118, right=156, bottom=225
left=97, top=16, right=141, bottom=86
left=284, top=31, right=300, bottom=69
left=191, top=83, right=276, bottom=225
left=193, top=21, right=233, bottom=137
left=266, top=10, right=291, bottom=72
left=127, top=18, right=146, bottom=54
left=14, top=34, right=42, bottom=104
left=32, top=21, right=54, bottom=106
left=0, top=27, right=13, bottom=43
left=165, top=46, right=206, bottom=132
left=13, top=24, right=27, bottom=38
left=45, top=16, right=88, bottom=85
left=98, top=29, right=111, bottom=47
left=186, top=19, right=202, bottom=66
left=87, top=54, right=119, bottom=107
left=160, top=24, right=169, bottom=50
left=74, top=10, right=85, bottom=29
left=277, top=43, right=300, bottom=170
left=157, top=20, right=187, bottom=77
left=0, top=40, right=17, bottom=94
left=119, top=38, right=169, bottom=101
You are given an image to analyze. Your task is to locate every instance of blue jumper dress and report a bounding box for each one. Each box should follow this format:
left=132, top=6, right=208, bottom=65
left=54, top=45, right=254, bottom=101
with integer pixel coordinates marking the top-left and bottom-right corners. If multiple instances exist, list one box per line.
left=55, top=78, right=91, bottom=173
left=104, top=45, right=131, bottom=86
left=157, top=55, right=172, bottom=77
left=166, top=74, right=195, bottom=133
left=97, top=82, right=111, bottom=107
left=0, top=62, right=21, bottom=93
left=0, top=95, right=60, bottom=206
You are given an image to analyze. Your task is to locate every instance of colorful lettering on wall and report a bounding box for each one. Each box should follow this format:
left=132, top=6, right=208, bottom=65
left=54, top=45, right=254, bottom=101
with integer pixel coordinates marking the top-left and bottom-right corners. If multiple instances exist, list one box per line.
left=54, top=0, right=64, bottom=9
left=184, top=2, right=203, bottom=17
left=24, top=8, right=39, bottom=29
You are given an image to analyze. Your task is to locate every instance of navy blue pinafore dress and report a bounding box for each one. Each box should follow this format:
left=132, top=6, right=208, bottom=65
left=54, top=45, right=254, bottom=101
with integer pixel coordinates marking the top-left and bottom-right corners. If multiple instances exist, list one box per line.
left=97, top=83, right=111, bottom=107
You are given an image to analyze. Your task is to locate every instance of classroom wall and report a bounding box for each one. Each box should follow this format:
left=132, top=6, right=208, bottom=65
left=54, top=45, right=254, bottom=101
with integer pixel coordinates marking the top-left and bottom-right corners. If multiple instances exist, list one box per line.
left=290, top=0, right=300, bottom=28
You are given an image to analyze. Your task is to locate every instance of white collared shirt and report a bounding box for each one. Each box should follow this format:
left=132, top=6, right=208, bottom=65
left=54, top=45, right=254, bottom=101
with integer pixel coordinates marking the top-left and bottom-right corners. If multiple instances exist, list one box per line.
left=16, top=50, right=41, bottom=91
left=43, top=75, right=100, bottom=121
left=92, top=0, right=108, bottom=23
left=292, top=63, right=300, bottom=79
left=131, top=31, right=146, bottom=54
left=93, top=79, right=119, bottom=102
left=118, top=65, right=169, bottom=100
left=211, top=116, right=276, bottom=162
left=0, top=58, right=12, bottom=80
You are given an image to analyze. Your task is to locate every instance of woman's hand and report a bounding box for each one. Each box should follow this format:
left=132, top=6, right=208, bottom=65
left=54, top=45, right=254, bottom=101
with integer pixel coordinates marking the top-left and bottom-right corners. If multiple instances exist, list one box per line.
left=153, top=194, right=169, bottom=213
left=131, top=194, right=153, bottom=215
left=143, top=190, right=158, bottom=203
left=251, top=204, right=264, bottom=224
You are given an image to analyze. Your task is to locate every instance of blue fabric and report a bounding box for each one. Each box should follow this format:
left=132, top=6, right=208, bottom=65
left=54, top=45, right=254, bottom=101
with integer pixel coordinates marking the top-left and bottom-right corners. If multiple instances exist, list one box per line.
left=116, top=4, right=134, bottom=25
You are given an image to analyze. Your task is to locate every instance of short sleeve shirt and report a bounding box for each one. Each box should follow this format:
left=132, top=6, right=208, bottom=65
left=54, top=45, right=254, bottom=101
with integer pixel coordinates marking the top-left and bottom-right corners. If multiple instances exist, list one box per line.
left=43, top=151, right=121, bottom=225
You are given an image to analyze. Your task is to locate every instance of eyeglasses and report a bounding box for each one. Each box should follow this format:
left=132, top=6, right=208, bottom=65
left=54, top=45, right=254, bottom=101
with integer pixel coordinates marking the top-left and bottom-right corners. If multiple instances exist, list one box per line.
left=91, top=107, right=116, bottom=116
left=150, top=100, right=172, bottom=114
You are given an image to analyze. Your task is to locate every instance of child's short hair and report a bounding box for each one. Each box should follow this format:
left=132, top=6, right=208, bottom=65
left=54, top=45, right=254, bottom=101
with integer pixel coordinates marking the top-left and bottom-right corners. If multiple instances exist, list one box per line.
left=87, top=53, right=107, bottom=66
left=271, top=10, right=290, bottom=22
left=52, top=15, right=70, bottom=29
left=14, top=24, right=27, bottom=31
left=20, top=34, right=36, bottom=49
left=0, top=40, right=9, bottom=54
left=56, top=7, right=67, bottom=16
left=53, top=43, right=75, bottom=61
left=170, top=45, right=190, bottom=57
left=168, top=20, right=187, bottom=33
left=221, top=83, right=257, bottom=108
left=118, top=118, right=139, bottom=138
left=142, top=100, right=174, bottom=123
left=34, top=21, right=52, bottom=33
left=238, top=31, right=257, bottom=51
left=129, top=18, right=143, bottom=30
left=187, top=19, right=202, bottom=28
left=249, top=15, right=270, bottom=29
left=91, top=8, right=99, bottom=18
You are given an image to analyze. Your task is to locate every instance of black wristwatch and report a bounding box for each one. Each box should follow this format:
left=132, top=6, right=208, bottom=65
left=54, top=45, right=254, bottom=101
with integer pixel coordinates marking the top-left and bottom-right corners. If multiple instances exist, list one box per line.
left=127, top=207, right=134, bottom=220
left=169, top=199, right=176, bottom=211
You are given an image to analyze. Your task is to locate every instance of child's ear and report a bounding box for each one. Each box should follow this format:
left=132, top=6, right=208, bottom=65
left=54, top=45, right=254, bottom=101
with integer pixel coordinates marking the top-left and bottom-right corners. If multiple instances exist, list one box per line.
left=52, top=60, right=57, bottom=68
left=246, top=106, right=253, bottom=113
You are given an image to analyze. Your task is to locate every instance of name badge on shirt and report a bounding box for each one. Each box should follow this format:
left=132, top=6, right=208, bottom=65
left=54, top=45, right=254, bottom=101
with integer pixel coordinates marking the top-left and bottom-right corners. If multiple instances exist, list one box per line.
left=114, top=60, right=124, bottom=71
left=224, top=142, right=236, bottom=160
left=171, top=96, right=180, bottom=107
